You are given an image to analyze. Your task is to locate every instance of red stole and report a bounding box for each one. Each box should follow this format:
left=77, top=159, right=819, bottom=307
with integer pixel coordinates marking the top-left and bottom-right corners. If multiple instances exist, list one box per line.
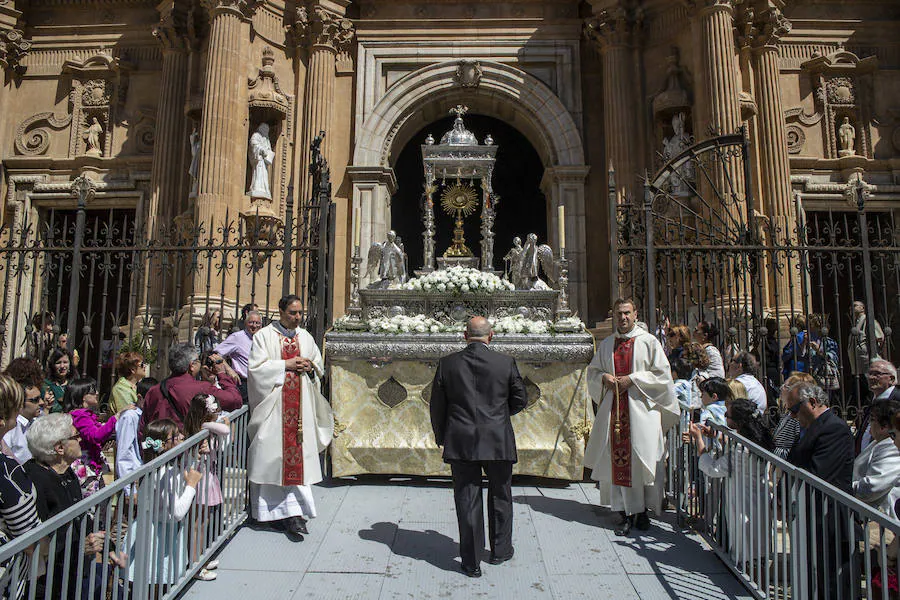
left=280, top=334, right=304, bottom=486
left=610, top=337, right=634, bottom=488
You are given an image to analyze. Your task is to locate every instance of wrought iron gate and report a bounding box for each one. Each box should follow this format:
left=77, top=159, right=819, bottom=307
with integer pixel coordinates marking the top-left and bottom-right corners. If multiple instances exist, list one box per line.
left=615, top=130, right=900, bottom=419
left=0, top=136, right=335, bottom=394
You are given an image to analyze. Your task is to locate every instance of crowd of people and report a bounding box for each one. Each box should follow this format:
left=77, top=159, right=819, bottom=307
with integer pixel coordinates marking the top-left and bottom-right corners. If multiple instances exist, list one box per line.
left=656, top=305, right=900, bottom=596
left=0, top=303, right=261, bottom=597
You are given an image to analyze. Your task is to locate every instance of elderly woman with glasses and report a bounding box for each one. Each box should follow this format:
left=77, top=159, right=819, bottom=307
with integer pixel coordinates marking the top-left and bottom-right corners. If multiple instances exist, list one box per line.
left=853, top=396, right=900, bottom=518
left=62, top=378, right=133, bottom=497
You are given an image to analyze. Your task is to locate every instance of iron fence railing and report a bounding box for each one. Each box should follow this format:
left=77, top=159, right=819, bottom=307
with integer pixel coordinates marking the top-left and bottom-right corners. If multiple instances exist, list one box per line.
left=616, top=132, right=900, bottom=424
left=0, top=405, right=249, bottom=600
left=666, top=414, right=900, bottom=600
left=0, top=139, right=335, bottom=400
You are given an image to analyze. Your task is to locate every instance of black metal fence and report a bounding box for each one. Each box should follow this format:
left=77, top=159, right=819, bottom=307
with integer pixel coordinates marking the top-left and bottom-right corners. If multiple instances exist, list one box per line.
left=615, top=131, right=900, bottom=420
left=0, top=138, right=335, bottom=397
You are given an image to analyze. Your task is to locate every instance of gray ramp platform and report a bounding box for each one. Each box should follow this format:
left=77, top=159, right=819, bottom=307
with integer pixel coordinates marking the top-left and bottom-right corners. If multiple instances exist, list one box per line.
left=177, top=480, right=752, bottom=600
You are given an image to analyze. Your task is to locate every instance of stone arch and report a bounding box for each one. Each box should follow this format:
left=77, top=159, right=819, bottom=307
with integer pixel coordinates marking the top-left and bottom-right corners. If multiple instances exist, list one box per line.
left=349, top=59, right=589, bottom=314
left=353, top=59, right=584, bottom=170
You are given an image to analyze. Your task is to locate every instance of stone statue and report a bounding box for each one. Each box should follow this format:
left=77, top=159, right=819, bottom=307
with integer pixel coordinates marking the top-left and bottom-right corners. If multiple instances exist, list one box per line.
left=365, top=230, right=407, bottom=288
left=503, top=236, right=523, bottom=283
left=838, top=117, right=856, bottom=157
left=515, top=233, right=557, bottom=290
left=247, top=123, right=275, bottom=200
left=83, top=117, right=103, bottom=155
left=661, top=112, right=694, bottom=195
left=189, top=129, right=200, bottom=198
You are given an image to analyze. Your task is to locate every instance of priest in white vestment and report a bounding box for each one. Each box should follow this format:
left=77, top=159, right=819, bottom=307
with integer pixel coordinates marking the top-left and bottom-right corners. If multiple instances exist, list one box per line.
left=584, top=298, right=679, bottom=535
left=247, top=294, right=333, bottom=538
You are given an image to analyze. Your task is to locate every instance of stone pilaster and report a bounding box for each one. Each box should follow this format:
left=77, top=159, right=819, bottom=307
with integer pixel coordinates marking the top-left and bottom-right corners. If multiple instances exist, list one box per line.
left=148, top=1, right=191, bottom=233
left=295, top=1, right=353, bottom=204
left=584, top=5, right=639, bottom=204
left=195, top=0, right=257, bottom=233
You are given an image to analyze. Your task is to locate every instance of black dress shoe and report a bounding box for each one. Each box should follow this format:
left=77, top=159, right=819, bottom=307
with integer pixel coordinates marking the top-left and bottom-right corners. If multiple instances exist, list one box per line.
left=285, top=516, right=308, bottom=535
left=614, top=515, right=634, bottom=536
left=634, top=512, right=651, bottom=531
left=460, top=563, right=482, bottom=578
left=488, top=547, right=515, bottom=565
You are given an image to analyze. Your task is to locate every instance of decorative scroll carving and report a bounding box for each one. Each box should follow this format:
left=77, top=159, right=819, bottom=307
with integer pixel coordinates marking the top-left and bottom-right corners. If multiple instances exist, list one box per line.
left=785, top=125, right=805, bottom=155
left=15, top=112, right=72, bottom=156
left=0, top=28, right=31, bottom=77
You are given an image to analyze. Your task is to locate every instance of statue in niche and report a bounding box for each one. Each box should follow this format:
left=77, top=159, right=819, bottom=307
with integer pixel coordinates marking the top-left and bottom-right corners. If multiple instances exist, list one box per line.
left=503, top=236, right=523, bottom=283
left=247, top=123, right=275, bottom=200
left=83, top=117, right=103, bottom=155
left=515, top=233, right=557, bottom=291
left=189, top=129, right=200, bottom=198
left=365, top=230, right=407, bottom=289
left=661, top=112, right=695, bottom=196
left=838, top=117, right=856, bottom=157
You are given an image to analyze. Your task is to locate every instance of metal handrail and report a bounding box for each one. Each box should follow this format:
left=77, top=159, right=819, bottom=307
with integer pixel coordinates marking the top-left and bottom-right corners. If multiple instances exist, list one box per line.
left=0, top=405, right=249, bottom=600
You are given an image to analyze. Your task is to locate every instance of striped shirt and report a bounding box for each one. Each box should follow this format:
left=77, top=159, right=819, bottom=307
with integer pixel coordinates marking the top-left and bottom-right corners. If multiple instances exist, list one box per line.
left=0, top=454, right=40, bottom=541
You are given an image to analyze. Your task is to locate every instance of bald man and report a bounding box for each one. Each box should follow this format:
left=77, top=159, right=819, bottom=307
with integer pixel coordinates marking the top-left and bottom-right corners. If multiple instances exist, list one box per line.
left=430, top=316, right=528, bottom=578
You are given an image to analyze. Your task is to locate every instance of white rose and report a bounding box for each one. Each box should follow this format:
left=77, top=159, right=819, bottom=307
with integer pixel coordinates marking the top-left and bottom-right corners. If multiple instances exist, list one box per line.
left=461, top=284, right=470, bottom=293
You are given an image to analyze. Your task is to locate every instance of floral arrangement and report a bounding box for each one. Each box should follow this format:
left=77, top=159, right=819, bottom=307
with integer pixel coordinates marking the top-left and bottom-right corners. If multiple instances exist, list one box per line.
left=333, top=312, right=585, bottom=335
left=402, top=266, right=515, bottom=294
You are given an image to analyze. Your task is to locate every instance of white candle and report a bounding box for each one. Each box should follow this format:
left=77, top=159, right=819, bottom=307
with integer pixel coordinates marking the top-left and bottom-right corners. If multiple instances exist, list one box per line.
left=558, top=204, right=566, bottom=252
left=353, top=206, right=361, bottom=250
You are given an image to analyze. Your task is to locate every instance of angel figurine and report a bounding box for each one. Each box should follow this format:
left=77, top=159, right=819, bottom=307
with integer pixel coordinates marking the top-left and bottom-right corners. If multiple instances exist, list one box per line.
left=365, top=230, right=407, bottom=289
left=516, top=233, right=557, bottom=290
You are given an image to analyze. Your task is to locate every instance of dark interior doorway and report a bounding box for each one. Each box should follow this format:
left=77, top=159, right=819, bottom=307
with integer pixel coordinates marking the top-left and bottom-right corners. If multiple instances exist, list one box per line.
left=390, top=114, right=546, bottom=272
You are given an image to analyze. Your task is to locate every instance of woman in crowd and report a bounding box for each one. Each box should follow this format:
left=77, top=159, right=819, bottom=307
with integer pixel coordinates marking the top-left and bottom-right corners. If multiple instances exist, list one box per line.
left=44, top=348, right=72, bottom=413
left=693, top=321, right=725, bottom=379
left=666, top=325, right=691, bottom=361
left=2, top=358, right=48, bottom=463
left=110, top=352, right=146, bottom=414
left=772, top=372, right=815, bottom=459
left=853, top=396, right=900, bottom=518
left=24, top=413, right=125, bottom=599
left=56, top=332, right=80, bottom=375
left=0, top=375, right=41, bottom=597
left=195, top=310, right=222, bottom=356
left=63, top=378, right=130, bottom=497
left=727, top=379, right=748, bottom=404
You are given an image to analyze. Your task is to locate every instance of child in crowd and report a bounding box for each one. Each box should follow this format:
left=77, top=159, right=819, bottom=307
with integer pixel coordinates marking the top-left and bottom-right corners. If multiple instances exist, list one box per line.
left=698, top=377, right=731, bottom=429
left=127, top=419, right=202, bottom=591
left=183, top=393, right=231, bottom=581
left=63, top=378, right=131, bottom=497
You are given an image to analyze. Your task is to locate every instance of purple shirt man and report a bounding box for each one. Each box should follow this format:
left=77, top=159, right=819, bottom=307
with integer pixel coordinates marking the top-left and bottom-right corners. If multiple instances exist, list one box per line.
left=214, top=311, right=262, bottom=379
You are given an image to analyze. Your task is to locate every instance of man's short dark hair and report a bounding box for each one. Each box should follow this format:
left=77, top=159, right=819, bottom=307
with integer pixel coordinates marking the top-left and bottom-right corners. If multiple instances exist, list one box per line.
left=613, top=298, right=638, bottom=311
left=670, top=358, right=693, bottom=381
left=278, top=294, right=301, bottom=312
left=168, top=342, right=198, bottom=375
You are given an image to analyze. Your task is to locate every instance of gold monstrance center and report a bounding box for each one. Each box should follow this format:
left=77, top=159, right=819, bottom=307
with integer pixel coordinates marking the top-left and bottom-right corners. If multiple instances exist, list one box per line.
left=440, top=183, right=478, bottom=258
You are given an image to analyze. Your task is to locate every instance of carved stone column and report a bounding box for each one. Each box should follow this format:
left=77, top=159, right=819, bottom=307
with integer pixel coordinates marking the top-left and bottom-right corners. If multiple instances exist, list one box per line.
left=148, top=2, right=191, bottom=233
left=0, top=4, right=30, bottom=208
left=751, top=5, right=802, bottom=310
left=195, top=0, right=257, bottom=231
left=295, top=1, right=353, bottom=205
left=584, top=5, right=639, bottom=204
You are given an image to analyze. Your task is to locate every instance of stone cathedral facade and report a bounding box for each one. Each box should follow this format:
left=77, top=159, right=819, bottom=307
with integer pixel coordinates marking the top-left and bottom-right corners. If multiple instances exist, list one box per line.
left=0, top=0, right=898, bottom=327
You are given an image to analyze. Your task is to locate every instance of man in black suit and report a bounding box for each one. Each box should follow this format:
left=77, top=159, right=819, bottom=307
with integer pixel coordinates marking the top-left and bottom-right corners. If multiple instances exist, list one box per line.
left=430, top=316, right=528, bottom=578
left=786, top=381, right=855, bottom=596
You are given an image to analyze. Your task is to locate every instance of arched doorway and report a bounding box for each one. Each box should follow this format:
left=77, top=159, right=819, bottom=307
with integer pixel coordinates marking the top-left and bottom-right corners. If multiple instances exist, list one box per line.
left=390, top=115, right=545, bottom=273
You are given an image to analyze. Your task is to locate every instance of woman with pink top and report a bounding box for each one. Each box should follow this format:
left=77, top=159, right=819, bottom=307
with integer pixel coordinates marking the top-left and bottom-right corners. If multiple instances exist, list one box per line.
left=183, top=393, right=231, bottom=581
left=63, top=378, right=133, bottom=497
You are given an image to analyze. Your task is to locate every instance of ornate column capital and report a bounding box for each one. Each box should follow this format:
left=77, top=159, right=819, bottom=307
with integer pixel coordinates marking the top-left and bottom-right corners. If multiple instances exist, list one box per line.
left=291, top=4, right=355, bottom=53
left=683, top=0, right=736, bottom=17
left=0, top=27, right=31, bottom=77
left=751, top=6, right=791, bottom=51
left=201, top=0, right=259, bottom=21
left=583, top=3, right=642, bottom=51
left=153, top=1, right=192, bottom=52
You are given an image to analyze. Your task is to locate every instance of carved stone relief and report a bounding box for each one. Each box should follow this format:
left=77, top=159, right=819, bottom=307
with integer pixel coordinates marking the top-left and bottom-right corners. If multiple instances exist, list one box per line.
left=62, top=53, right=131, bottom=159
left=785, top=124, right=805, bottom=155
left=14, top=112, right=72, bottom=156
